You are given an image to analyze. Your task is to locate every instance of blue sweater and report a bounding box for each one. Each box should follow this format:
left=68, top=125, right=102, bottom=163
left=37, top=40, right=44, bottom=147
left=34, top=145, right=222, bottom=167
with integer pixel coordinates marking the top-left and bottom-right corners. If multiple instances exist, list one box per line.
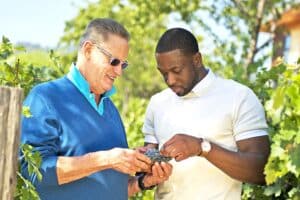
left=20, top=77, right=129, bottom=200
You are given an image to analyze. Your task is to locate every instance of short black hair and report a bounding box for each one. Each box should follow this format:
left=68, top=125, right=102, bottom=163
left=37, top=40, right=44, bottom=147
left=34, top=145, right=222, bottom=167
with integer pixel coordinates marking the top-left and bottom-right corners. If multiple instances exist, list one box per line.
left=155, top=28, right=199, bottom=55
left=79, top=18, right=130, bottom=47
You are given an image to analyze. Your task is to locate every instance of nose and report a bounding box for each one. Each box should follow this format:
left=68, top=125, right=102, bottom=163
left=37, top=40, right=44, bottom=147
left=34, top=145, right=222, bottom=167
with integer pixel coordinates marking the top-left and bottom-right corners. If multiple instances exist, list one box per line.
left=166, top=74, right=176, bottom=86
left=113, top=64, right=123, bottom=76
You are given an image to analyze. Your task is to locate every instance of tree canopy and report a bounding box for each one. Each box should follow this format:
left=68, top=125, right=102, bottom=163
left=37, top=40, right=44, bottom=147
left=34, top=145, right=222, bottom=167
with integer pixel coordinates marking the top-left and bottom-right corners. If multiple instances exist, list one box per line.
left=1, top=0, right=299, bottom=199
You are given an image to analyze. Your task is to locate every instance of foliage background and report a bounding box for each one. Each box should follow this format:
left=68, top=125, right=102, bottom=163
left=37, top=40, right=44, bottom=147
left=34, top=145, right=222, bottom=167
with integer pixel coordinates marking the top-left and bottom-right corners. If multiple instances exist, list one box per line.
left=1, top=0, right=300, bottom=199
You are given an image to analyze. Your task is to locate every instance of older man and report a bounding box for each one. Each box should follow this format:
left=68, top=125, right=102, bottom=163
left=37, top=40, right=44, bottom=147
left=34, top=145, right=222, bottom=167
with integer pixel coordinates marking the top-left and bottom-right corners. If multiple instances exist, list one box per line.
left=20, top=18, right=172, bottom=200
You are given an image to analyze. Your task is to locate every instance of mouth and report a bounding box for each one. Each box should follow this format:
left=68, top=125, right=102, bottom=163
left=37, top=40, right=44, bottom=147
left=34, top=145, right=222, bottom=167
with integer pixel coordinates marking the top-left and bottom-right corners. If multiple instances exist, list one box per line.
left=107, top=74, right=116, bottom=81
left=170, top=86, right=184, bottom=96
left=170, top=85, right=181, bottom=91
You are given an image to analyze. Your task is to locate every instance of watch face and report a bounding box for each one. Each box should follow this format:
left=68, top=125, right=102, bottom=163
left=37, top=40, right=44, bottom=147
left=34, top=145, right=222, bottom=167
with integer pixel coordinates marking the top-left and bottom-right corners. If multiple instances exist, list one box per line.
left=201, top=140, right=211, bottom=153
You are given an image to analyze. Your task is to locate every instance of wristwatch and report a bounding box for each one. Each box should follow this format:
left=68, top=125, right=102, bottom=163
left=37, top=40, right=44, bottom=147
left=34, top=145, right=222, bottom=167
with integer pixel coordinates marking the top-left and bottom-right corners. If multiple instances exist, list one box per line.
left=137, top=173, right=156, bottom=190
left=200, top=139, right=211, bottom=157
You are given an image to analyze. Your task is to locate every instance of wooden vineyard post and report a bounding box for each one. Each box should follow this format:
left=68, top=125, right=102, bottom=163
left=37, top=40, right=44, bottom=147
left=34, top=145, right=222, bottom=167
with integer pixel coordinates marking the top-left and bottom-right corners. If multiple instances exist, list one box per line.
left=0, top=86, right=23, bottom=200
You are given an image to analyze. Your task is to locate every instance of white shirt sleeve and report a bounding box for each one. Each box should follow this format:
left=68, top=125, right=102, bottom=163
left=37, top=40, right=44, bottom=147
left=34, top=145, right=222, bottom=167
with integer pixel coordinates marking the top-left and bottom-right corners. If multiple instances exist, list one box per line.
left=233, top=87, right=268, bottom=141
left=142, top=97, right=159, bottom=144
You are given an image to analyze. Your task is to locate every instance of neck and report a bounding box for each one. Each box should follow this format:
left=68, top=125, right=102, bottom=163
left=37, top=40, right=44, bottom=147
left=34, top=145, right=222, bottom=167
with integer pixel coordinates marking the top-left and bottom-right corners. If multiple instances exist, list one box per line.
left=94, top=94, right=101, bottom=105
left=95, top=93, right=107, bottom=105
left=198, top=67, right=208, bottom=81
left=193, top=66, right=207, bottom=87
left=77, top=63, right=88, bottom=83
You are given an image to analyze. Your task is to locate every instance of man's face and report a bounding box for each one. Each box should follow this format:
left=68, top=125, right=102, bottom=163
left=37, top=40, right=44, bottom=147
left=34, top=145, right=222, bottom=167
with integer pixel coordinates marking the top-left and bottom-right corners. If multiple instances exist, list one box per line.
left=155, top=49, right=201, bottom=96
left=86, top=34, right=129, bottom=95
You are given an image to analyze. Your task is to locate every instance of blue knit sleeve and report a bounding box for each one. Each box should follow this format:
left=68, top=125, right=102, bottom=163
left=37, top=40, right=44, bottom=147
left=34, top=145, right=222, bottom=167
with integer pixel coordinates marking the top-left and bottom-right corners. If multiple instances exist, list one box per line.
left=20, top=86, right=60, bottom=187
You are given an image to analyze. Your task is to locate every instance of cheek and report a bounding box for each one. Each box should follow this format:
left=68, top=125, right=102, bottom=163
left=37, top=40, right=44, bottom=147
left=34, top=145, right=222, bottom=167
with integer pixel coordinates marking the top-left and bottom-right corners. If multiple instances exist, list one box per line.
left=182, top=71, right=195, bottom=87
left=90, top=66, right=105, bottom=83
left=91, top=52, right=108, bottom=67
left=98, top=67, right=107, bottom=79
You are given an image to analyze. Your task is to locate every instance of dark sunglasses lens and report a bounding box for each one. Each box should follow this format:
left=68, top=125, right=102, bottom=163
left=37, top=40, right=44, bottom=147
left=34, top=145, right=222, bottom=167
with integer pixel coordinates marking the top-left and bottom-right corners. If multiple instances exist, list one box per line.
left=121, top=62, right=128, bottom=69
left=110, top=58, right=120, bottom=66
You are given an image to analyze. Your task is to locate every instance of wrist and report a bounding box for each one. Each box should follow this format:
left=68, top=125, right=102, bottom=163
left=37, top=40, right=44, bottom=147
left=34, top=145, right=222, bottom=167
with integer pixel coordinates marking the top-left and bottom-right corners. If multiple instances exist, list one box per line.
left=94, top=151, right=112, bottom=170
left=128, top=176, right=141, bottom=196
left=142, top=174, right=153, bottom=188
left=134, top=176, right=141, bottom=193
left=199, top=138, right=212, bottom=157
left=197, top=138, right=203, bottom=156
left=137, top=173, right=156, bottom=190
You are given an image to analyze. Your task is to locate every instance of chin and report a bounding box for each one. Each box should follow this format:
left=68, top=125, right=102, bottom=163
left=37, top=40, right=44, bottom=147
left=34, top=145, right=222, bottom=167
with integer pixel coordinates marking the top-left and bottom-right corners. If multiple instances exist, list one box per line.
left=101, top=81, right=113, bottom=92
left=173, top=90, right=185, bottom=96
left=174, top=89, right=190, bottom=97
left=104, top=85, right=113, bottom=92
left=176, top=93, right=186, bottom=97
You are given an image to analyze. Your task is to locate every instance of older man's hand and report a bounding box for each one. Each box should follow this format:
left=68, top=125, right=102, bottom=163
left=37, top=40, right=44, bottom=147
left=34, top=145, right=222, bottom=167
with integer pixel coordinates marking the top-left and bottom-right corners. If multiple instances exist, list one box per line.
left=107, top=148, right=152, bottom=175
left=143, top=162, right=173, bottom=187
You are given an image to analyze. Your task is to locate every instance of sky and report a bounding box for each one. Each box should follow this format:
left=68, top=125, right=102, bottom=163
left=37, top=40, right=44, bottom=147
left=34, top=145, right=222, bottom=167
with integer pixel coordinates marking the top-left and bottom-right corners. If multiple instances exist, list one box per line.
left=0, top=0, right=94, bottom=48
left=0, top=0, right=219, bottom=52
left=0, top=0, right=272, bottom=63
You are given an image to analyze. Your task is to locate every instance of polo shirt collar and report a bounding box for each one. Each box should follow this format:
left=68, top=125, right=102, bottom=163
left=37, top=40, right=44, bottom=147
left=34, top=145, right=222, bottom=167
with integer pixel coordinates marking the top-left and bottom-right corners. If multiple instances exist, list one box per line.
left=67, top=63, right=116, bottom=97
left=181, top=68, right=216, bottom=99
left=67, top=63, right=116, bottom=115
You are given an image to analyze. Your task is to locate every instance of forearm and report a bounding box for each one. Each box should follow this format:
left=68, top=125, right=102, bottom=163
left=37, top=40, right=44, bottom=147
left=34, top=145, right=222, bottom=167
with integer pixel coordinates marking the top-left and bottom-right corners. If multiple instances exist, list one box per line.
left=205, top=142, right=269, bottom=184
left=57, top=151, right=110, bottom=185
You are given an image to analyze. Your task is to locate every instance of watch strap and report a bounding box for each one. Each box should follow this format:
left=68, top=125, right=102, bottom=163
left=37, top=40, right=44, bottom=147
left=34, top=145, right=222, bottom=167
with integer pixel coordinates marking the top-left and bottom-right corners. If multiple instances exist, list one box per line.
left=137, top=173, right=156, bottom=191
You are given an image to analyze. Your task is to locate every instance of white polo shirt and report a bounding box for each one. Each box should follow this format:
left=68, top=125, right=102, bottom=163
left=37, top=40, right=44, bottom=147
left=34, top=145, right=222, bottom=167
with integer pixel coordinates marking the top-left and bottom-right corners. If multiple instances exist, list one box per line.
left=142, top=69, right=268, bottom=200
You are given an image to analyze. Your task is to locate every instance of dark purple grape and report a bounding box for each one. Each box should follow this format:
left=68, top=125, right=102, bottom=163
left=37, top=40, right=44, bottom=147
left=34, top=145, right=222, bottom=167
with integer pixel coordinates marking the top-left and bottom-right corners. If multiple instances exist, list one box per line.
left=144, top=148, right=172, bottom=163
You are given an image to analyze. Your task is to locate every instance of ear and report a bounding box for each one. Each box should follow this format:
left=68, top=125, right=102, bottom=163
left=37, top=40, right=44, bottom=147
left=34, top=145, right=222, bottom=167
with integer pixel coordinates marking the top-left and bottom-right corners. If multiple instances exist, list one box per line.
left=193, top=52, right=203, bottom=68
left=81, top=41, right=93, bottom=60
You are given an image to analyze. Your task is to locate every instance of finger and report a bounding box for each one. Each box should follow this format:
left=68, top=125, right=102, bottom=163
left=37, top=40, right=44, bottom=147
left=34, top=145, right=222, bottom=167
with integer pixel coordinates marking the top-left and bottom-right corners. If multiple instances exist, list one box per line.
left=151, top=163, right=161, bottom=177
left=164, top=146, right=180, bottom=158
left=163, top=134, right=184, bottom=146
left=161, top=138, right=176, bottom=150
left=174, top=153, right=185, bottom=162
left=161, top=134, right=181, bottom=152
left=135, top=146, right=147, bottom=154
left=122, top=156, right=145, bottom=173
left=135, top=152, right=152, bottom=164
left=160, top=149, right=167, bottom=157
left=171, top=148, right=180, bottom=158
left=159, top=147, right=167, bottom=156
left=161, top=144, right=176, bottom=157
left=134, top=158, right=151, bottom=172
left=153, top=162, right=165, bottom=178
left=161, top=162, right=173, bottom=175
left=162, top=140, right=183, bottom=157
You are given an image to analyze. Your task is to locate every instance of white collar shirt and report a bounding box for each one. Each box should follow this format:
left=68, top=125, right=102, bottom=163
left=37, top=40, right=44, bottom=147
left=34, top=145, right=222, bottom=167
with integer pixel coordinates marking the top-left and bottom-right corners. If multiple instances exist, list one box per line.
left=142, top=68, right=268, bottom=200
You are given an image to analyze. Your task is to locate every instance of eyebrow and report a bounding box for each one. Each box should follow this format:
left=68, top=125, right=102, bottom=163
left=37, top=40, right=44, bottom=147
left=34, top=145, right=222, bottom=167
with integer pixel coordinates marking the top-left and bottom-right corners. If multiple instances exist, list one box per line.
left=157, top=65, right=182, bottom=71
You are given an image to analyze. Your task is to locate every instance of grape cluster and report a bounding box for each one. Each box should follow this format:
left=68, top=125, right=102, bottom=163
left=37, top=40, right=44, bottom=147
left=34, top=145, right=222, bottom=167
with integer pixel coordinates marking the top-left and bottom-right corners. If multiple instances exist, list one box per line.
left=144, top=148, right=172, bottom=163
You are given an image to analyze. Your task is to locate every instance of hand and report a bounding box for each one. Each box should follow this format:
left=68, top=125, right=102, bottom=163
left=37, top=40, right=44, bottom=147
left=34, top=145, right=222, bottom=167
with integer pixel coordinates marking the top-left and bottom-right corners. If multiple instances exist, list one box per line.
left=143, top=162, right=173, bottom=187
left=160, top=134, right=202, bottom=161
left=134, top=146, right=152, bottom=154
left=107, top=148, right=152, bottom=175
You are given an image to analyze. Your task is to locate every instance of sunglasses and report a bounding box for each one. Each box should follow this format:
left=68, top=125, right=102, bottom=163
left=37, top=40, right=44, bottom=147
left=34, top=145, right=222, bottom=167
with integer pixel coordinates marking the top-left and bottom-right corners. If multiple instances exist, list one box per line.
left=93, top=44, right=128, bottom=69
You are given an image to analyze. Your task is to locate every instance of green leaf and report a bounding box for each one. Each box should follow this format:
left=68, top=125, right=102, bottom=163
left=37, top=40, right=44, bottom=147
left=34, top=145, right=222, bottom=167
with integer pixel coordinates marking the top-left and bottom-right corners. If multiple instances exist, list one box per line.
left=271, top=145, right=285, bottom=158
left=289, top=145, right=300, bottom=177
left=36, top=170, right=43, bottom=182
left=22, top=106, right=32, bottom=118
left=272, top=86, right=285, bottom=110
left=263, top=183, right=281, bottom=196
left=288, top=187, right=300, bottom=199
